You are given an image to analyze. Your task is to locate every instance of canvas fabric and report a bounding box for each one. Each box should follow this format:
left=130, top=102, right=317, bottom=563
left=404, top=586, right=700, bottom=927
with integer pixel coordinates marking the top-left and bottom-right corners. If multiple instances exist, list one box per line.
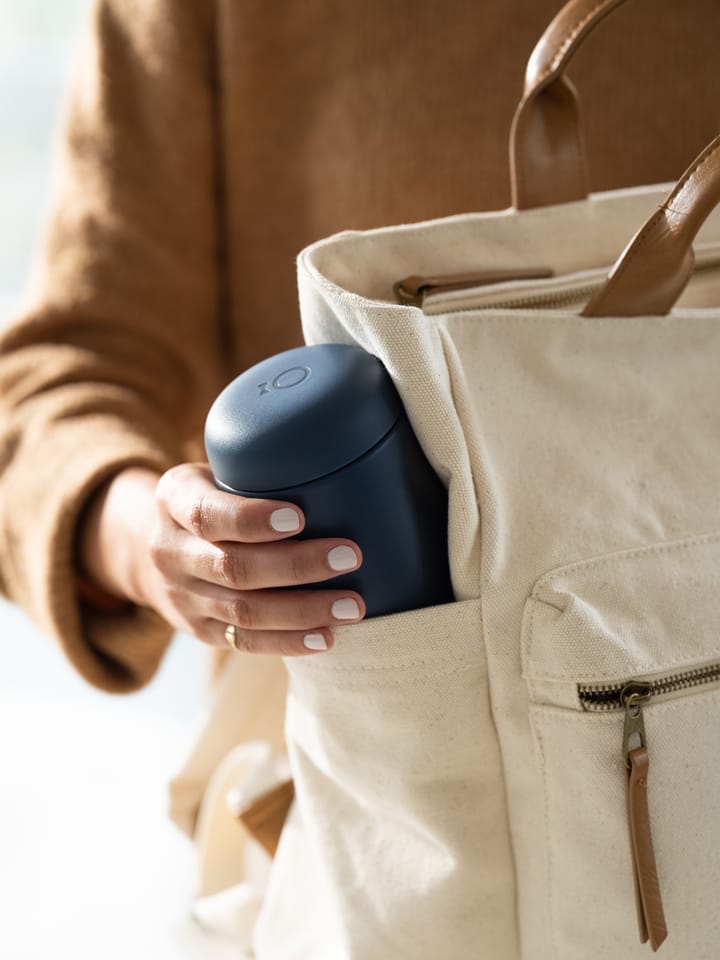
left=241, top=184, right=720, bottom=959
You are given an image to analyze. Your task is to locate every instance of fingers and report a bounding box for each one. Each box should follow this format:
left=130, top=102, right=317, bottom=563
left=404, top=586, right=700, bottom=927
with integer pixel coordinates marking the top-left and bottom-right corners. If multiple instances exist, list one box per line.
left=150, top=461, right=367, bottom=659
left=192, top=582, right=366, bottom=633
left=156, top=462, right=306, bottom=543
left=206, top=621, right=335, bottom=658
left=186, top=584, right=366, bottom=656
left=176, top=537, right=363, bottom=591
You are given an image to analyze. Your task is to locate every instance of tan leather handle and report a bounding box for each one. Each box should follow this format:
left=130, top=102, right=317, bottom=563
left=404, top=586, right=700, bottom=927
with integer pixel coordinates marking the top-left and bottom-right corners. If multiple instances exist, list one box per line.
left=583, top=133, right=720, bottom=316
left=510, top=0, right=630, bottom=209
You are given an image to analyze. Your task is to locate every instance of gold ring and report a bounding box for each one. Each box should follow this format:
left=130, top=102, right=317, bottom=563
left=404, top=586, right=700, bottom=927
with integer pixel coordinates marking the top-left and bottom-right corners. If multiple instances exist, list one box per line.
left=224, top=623, right=239, bottom=651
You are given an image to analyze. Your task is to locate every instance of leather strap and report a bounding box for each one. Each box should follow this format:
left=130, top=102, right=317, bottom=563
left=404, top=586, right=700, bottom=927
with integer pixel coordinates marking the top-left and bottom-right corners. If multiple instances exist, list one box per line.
left=626, top=747, right=668, bottom=951
left=237, top=778, right=295, bottom=857
left=583, top=133, right=720, bottom=316
left=510, top=0, right=630, bottom=209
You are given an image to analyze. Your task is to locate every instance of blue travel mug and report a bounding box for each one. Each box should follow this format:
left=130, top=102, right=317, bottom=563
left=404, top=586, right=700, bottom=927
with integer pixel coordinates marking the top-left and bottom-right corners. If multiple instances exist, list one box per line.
left=204, top=343, right=454, bottom=617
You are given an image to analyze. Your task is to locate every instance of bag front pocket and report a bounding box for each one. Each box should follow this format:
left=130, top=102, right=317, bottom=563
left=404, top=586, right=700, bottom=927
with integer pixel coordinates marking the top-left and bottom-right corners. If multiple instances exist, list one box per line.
left=276, top=598, right=517, bottom=960
left=522, top=533, right=720, bottom=959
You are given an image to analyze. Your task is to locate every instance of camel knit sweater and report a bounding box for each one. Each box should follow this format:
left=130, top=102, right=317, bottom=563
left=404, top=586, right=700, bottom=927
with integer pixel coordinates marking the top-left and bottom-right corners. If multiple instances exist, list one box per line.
left=0, top=0, right=718, bottom=692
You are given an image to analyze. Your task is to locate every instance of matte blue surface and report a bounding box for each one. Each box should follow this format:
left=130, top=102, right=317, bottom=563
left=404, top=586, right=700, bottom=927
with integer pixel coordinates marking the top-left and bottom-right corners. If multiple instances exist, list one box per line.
left=205, top=344, right=403, bottom=492
left=205, top=344, right=454, bottom=617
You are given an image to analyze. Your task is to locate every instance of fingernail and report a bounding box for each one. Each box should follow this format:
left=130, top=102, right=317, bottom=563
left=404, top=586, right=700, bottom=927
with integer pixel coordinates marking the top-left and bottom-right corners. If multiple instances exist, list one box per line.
left=331, top=598, right=360, bottom=620
left=270, top=508, right=301, bottom=532
left=327, top=545, right=358, bottom=572
left=303, top=633, right=328, bottom=651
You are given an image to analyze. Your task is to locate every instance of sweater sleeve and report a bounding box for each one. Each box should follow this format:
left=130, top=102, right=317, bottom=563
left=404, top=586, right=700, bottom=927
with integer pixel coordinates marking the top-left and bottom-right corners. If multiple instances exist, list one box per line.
left=0, top=0, right=226, bottom=692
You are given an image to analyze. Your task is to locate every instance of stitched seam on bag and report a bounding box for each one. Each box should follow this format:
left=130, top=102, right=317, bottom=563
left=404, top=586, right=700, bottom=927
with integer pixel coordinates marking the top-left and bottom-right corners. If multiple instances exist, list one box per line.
left=533, top=705, right=629, bottom=725
left=448, top=313, right=693, bottom=325
left=527, top=644, right=720, bottom=684
left=529, top=719, right=560, bottom=960
left=299, top=642, right=478, bottom=672
left=532, top=531, right=720, bottom=594
left=433, top=325, right=517, bottom=932
left=291, top=602, right=483, bottom=673
left=291, top=659, right=478, bottom=682
left=632, top=685, right=720, bottom=717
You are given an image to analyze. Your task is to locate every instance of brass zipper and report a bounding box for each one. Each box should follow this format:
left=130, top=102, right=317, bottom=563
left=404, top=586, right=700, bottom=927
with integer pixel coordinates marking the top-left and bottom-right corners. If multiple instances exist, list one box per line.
left=421, top=272, right=602, bottom=313
left=578, top=662, right=720, bottom=711
left=577, top=663, right=720, bottom=952
left=447, top=279, right=602, bottom=312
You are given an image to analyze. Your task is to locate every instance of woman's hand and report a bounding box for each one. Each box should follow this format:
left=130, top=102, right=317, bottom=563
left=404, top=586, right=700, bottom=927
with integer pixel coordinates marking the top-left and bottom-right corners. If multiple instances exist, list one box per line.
left=79, top=463, right=365, bottom=655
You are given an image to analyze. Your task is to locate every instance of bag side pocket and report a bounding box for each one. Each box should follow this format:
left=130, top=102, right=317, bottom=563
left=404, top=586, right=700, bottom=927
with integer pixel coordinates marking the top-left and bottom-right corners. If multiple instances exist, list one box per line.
left=264, top=599, right=517, bottom=960
left=522, top=532, right=720, bottom=959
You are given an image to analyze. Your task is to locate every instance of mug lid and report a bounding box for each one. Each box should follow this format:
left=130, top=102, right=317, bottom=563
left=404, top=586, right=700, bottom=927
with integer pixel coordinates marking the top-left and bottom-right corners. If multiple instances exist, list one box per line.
left=204, top=343, right=403, bottom=493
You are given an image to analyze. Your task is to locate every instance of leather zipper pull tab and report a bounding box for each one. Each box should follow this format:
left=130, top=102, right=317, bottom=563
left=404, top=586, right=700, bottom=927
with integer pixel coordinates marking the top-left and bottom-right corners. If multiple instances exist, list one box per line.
left=623, top=685, right=668, bottom=952
left=627, top=747, right=667, bottom=951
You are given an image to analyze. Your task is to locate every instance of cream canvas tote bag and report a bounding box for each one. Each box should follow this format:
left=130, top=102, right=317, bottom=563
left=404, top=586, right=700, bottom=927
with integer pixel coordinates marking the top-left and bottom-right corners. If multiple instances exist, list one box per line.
left=259, top=1, right=720, bottom=957
left=176, top=1, right=720, bottom=956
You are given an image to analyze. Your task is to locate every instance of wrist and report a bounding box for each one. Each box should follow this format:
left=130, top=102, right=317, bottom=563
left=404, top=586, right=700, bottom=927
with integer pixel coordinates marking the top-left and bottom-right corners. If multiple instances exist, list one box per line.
left=78, top=467, right=162, bottom=608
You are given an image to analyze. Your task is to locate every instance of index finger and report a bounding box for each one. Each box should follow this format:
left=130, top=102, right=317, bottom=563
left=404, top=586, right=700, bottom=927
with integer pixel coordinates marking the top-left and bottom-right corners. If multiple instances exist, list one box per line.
left=157, top=462, right=305, bottom=543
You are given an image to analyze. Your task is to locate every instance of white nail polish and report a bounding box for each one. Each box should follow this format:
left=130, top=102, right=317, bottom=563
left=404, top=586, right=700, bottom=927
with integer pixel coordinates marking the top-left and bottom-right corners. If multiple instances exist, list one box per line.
left=327, top=545, right=358, bottom=572
left=303, top=633, right=328, bottom=651
left=331, top=598, right=360, bottom=620
left=270, top=508, right=301, bottom=532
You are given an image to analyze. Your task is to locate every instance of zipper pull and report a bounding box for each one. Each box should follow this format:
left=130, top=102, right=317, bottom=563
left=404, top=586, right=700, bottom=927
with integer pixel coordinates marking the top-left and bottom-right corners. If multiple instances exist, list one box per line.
left=621, top=683, right=668, bottom=951
left=622, top=681, right=652, bottom=764
left=393, top=268, right=553, bottom=307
